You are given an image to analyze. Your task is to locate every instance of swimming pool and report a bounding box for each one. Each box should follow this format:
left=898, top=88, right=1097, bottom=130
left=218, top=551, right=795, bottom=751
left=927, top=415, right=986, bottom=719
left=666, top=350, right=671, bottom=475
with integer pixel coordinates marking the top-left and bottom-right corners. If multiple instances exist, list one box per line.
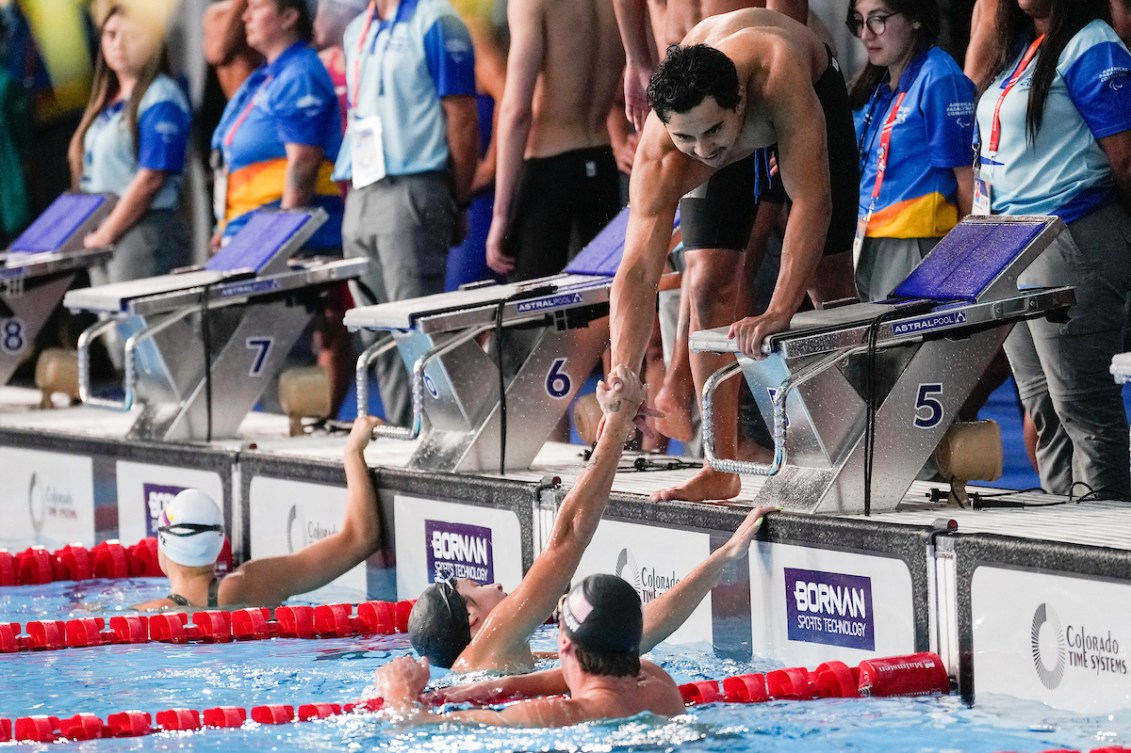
left=2, top=578, right=1129, bottom=753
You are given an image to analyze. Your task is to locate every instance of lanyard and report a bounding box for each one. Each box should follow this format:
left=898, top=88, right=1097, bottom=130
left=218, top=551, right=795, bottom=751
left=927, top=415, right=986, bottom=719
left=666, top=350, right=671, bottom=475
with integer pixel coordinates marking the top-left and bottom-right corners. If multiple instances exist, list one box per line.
left=987, top=34, right=1045, bottom=155
left=223, top=73, right=273, bottom=150
left=349, top=1, right=401, bottom=107
left=868, top=91, right=907, bottom=201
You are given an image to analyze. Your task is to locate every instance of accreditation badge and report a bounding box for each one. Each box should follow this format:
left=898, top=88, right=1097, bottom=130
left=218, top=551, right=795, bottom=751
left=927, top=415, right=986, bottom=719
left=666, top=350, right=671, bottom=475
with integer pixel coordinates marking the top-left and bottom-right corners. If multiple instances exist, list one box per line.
left=210, top=150, right=228, bottom=224
left=350, top=115, right=387, bottom=189
left=852, top=209, right=872, bottom=267
left=972, top=173, right=992, bottom=216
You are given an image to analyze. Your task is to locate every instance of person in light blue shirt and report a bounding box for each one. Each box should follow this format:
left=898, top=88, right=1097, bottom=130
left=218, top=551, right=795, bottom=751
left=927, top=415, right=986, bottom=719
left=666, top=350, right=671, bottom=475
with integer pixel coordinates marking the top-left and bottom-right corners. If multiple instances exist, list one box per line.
left=67, top=5, right=191, bottom=283
left=336, top=0, right=477, bottom=426
left=974, top=0, right=1131, bottom=498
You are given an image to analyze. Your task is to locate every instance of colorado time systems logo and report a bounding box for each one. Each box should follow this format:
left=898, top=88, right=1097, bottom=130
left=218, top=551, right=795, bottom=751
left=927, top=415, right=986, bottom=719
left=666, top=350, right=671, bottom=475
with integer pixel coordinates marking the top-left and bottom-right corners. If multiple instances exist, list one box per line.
left=1030, top=602, right=1126, bottom=690
left=27, top=472, right=77, bottom=534
left=614, top=548, right=681, bottom=603
left=286, top=505, right=338, bottom=553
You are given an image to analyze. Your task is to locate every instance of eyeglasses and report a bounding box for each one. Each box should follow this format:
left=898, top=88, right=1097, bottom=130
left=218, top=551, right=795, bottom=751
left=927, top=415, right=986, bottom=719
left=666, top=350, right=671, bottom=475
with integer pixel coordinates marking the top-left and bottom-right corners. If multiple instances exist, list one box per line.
left=847, top=12, right=901, bottom=37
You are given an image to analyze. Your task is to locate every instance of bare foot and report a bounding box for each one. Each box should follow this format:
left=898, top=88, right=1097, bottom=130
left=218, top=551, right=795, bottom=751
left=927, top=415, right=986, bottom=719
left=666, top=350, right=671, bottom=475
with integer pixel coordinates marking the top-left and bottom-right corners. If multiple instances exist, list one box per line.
left=649, top=466, right=741, bottom=502
left=653, top=381, right=695, bottom=442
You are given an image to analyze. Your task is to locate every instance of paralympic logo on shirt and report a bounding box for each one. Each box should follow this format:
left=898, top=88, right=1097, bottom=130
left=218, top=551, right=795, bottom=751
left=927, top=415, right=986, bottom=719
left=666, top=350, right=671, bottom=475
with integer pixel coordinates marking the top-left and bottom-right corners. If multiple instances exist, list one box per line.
left=1100, top=66, right=1130, bottom=91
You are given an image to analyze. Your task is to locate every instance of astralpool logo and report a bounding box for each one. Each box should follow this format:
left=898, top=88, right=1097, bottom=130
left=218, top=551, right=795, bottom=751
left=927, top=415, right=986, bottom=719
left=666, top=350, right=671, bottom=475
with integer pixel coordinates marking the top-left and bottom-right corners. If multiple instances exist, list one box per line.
left=785, top=567, right=875, bottom=650
left=1031, top=603, right=1127, bottom=690
left=615, top=548, right=681, bottom=604
left=286, top=504, right=338, bottom=553
left=143, top=483, right=187, bottom=537
left=425, top=520, right=493, bottom=583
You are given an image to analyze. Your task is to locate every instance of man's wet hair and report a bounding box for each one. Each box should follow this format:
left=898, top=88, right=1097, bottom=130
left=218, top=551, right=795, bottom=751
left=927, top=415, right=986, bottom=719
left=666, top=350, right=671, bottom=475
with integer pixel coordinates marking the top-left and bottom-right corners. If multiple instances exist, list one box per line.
left=573, top=644, right=641, bottom=678
left=647, top=44, right=741, bottom=123
left=559, top=574, right=644, bottom=679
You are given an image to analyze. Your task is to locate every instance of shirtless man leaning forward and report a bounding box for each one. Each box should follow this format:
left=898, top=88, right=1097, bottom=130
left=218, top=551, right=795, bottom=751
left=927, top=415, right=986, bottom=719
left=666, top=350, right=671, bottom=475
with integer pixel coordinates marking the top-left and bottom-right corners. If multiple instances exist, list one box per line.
left=609, top=9, right=859, bottom=502
left=485, top=0, right=625, bottom=281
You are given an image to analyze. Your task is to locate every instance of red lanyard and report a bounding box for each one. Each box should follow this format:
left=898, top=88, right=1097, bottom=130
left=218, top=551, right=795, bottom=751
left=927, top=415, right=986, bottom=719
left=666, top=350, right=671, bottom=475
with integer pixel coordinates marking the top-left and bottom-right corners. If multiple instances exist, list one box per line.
left=223, top=74, right=272, bottom=149
left=350, top=2, right=377, bottom=107
left=987, top=34, right=1045, bottom=154
left=869, top=91, right=907, bottom=201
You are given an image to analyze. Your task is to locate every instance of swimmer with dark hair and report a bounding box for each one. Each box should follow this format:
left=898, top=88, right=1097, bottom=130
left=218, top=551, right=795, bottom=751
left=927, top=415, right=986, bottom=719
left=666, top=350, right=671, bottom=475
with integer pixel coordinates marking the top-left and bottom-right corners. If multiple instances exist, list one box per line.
left=374, top=573, right=686, bottom=726
left=403, top=363, right=777, bottom=674
left=130, top=415, right=384, bottom=610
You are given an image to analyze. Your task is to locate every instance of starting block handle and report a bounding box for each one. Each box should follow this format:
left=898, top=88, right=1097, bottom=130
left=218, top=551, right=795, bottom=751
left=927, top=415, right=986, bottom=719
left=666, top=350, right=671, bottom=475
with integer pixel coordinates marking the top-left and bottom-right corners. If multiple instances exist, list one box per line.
left=702, top=361, right=786, bottom=477
left=356, top=325, right=492, bottom=440
left=78, top=320, right=124, bottom=409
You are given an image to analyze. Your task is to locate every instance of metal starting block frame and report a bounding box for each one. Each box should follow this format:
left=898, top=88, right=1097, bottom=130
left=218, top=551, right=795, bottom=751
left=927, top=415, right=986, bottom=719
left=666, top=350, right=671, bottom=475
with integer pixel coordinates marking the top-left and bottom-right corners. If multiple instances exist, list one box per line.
left=64, top=208, right=367, bottom=441
left=343, top=207, right=644, bottom=472
left=0, top=192, right=116, bottom=386
left=691, top=215, right=1076, bottom=514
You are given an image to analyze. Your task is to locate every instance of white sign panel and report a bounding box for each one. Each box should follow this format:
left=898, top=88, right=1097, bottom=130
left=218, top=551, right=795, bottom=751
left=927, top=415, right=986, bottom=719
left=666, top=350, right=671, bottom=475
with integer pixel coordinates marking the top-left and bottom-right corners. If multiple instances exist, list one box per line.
left=751, top=542, right=915, bottom=665
left=248, top=476, right=366, bottom=595
left=116, top=462, right=224, bottom=546
left=393, top=495, right=523, bottom=601
left=0, top=447, right=95, bottom=547
left=574, top=520, right=712, bottom=646
left=972, top=566, right=1131, bottom=713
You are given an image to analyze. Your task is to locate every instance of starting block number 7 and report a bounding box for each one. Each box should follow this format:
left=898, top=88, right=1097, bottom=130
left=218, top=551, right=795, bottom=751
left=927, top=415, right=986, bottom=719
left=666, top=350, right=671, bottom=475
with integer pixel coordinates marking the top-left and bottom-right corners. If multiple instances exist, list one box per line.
left=246, top=337, right=274, bottom=377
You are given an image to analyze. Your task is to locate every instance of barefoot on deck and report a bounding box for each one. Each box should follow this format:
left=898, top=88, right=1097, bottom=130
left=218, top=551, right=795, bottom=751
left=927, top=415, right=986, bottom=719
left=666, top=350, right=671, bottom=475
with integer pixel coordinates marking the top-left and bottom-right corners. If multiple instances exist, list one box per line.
left=649, top=466, right=741, bottom=502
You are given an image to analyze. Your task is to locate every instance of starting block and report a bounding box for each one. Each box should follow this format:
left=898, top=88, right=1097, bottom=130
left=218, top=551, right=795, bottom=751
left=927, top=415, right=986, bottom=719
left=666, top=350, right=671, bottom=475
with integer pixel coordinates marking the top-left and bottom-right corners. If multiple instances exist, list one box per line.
left=343, top=207, right=642, bottom=472
left=691, top=215, right=1075, bottom=514
left=63, top=209, right=367, bottom=441
left=0, top=193, right=116, bottom=386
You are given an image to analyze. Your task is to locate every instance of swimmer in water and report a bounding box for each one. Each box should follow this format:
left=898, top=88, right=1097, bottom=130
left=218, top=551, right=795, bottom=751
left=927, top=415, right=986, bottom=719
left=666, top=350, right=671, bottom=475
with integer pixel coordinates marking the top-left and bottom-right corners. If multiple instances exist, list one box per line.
left=130, top=415, right=384, bottom=610
left=373, top=573, right=685, bottom=726
left=403, top=364, right=777, bottom=674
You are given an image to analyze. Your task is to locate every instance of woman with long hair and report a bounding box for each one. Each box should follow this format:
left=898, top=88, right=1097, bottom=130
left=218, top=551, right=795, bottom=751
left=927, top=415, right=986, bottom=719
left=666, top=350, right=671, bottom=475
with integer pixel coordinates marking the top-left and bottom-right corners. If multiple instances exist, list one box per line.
left=846, top=0, right=975, bottom=301
left=69, top=3, right=192, bottom=282
left=975, top=0, right=1131, bottom=498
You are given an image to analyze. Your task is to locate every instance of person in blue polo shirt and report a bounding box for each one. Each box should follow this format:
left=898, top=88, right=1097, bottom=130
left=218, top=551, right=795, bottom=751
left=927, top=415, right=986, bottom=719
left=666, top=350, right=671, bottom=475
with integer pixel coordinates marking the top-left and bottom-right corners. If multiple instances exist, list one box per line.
left=212, top=0, right=343, bottom=252
left=68, top=4, right=192, bottom=283
left=974, top=0, right=1131, bottom=498
left=847, top=0, right=974, bottom=301
left=336, top=0, right=478, bottom=426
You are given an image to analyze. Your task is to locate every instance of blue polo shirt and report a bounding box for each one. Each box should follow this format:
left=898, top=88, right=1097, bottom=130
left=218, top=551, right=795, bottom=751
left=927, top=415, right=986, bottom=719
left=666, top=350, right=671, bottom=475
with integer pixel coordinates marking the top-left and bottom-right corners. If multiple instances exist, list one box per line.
left=212, top=42, right=343, bottom=249
left=854, top=46, right=975, bottom=238
left=334, top=0, right=476, bottom=181
left=81, top=74, right=191, bottom=211
left=975, top=20, right=1131, bottom=223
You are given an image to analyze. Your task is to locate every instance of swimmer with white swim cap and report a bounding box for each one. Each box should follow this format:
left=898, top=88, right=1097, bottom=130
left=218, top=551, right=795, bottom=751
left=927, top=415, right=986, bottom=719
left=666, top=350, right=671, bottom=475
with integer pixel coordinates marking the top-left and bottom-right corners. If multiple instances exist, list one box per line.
left=400, top=365, right=777, bottom=676
left=131, top=415, right=385, bottom=610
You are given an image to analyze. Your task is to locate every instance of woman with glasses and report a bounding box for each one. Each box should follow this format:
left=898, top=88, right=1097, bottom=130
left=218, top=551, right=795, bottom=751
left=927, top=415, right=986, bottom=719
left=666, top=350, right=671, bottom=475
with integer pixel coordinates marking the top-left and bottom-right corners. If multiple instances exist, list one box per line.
left=845, top=0, right=974, bottom=301
left=973, top=0, right=1131, bottom=499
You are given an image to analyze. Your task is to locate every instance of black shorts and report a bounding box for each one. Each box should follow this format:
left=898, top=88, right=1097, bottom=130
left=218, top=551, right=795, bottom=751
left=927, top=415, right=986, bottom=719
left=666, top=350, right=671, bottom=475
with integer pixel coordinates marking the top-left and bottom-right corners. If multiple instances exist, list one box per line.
left=680, top=46, right=859, bottom=255
left=507, top=145, right=621, bottom=281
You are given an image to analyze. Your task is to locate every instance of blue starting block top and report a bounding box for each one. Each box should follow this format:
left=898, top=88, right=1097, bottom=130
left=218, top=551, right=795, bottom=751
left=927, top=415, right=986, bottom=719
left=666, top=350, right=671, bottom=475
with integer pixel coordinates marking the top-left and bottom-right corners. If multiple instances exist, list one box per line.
left=891, top=219, right=1047, bottom=302
left=205, top=211, right=312, bottom=273
left=9, top=194, right=108, bottom=254
left=564, top=206, right=681, bottom=277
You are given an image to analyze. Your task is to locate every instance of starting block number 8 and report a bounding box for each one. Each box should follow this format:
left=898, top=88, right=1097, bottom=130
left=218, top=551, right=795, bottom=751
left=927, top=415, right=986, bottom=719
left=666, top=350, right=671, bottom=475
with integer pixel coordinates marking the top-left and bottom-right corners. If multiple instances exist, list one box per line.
left=546, top=358, right=571, bottom=399
left=913, top=383, right=944, bottom=429
left=1, top=317, right=26, bottom=355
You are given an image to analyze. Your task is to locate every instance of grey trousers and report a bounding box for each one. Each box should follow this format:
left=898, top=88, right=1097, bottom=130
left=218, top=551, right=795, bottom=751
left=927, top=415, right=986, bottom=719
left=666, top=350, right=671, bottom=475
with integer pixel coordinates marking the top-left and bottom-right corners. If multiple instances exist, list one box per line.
left=89, top=209, right=191, bottom=286
left=1004, top=202, right=1131, bottom=499
left=343, top=172, right=455, bottom=425
left=855, top=236, right=940, bottom=302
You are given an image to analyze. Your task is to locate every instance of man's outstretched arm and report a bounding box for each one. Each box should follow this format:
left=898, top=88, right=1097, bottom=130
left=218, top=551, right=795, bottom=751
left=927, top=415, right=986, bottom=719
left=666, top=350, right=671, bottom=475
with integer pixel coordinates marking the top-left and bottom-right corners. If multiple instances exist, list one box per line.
left=456, top=366, right=649, bottom=668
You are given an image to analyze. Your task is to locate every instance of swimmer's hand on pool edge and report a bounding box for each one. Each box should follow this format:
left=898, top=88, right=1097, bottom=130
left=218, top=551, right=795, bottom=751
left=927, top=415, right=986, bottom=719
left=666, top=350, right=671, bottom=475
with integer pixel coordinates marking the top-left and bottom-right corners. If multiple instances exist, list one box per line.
left=717, top=504, right=780, bottom=561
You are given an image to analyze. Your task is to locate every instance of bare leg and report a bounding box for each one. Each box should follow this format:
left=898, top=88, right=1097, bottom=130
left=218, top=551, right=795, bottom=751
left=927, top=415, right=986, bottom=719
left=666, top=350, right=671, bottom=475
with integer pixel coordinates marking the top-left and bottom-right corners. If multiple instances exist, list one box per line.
left=653, top=273, right=695, bottom=442
left=640, top=315, right=671, bottom=453
left=652, top=247, right=746, bottom=502
left=315, top=304, right=353, bottom=418
left=807, top=251, right=857, bottom=307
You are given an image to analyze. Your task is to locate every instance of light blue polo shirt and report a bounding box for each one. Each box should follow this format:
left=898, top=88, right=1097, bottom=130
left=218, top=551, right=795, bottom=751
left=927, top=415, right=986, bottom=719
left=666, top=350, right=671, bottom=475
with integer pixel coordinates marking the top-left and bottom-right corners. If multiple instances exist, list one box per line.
left=334, top=0, right=476, bottom=181
left=975, top=20, right=1131, bottom=223
left=80, top=74, right=191, bottom=211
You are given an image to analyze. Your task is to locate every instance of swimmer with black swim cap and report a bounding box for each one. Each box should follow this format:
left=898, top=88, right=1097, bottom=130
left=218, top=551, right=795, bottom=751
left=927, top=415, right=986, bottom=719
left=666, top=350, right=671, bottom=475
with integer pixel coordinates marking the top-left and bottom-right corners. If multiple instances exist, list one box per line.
left=375, top=573, right=685, bottom=727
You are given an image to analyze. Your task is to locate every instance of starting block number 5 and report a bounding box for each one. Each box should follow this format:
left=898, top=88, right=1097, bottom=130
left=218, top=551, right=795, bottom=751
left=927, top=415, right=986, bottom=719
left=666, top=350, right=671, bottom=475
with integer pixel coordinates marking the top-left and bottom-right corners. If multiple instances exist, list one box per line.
left=1, top=317, right=26, bottom=355
left=913, top=383, right=944, bottom=429
left=546, top=358, right=571, bottom=399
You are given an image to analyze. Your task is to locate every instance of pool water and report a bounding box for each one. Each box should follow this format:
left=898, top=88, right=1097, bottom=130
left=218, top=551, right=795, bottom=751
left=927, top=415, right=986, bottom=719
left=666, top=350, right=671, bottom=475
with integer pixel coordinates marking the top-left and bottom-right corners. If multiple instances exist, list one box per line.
left=2, top=580, right=1130, bottom=753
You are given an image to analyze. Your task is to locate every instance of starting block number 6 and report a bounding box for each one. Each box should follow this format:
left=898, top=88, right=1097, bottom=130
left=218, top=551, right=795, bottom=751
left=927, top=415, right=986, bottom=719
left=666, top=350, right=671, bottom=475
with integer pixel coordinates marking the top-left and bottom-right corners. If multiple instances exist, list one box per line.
left=913, top=383, right=944, bottom=429
left=1, top=317, right=26, bottom=355
left=546, top=358, right=571, bottom=399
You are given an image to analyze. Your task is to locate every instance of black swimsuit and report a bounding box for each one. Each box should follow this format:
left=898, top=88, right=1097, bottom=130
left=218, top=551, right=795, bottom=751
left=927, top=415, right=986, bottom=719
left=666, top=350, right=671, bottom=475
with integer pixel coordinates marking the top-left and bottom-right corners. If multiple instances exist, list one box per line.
left=167, top=577, right=220, bottom=608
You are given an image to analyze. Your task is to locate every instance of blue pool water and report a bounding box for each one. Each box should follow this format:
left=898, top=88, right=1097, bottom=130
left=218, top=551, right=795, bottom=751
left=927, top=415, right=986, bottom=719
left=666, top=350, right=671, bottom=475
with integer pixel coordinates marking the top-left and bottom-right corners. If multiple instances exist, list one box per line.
left=3, top=579, right=1131, bottom=752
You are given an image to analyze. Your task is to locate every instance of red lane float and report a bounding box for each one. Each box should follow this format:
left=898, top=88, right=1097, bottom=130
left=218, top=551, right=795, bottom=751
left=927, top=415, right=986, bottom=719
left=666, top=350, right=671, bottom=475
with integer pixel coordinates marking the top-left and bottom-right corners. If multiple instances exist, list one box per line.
left=251, top=705, right=295, bottom=724
left=106, top=711, right=152, bottom=737
left=203, top=706, right=247, bottom=728
left=57, top=713, right=105, bottom=740
left=857, top=653, right=949, bottom=697
left=155, top=708, right=201, bottom=731
left=0, top=537, right=167, bottom=588
left=0, top=551, right=15, bottom=586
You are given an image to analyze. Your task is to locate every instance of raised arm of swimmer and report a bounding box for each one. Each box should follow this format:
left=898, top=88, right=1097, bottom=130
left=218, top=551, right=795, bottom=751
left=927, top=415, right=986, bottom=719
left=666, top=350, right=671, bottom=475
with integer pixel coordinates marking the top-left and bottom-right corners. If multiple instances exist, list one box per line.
left=447, top=365, right=649, bottom=672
